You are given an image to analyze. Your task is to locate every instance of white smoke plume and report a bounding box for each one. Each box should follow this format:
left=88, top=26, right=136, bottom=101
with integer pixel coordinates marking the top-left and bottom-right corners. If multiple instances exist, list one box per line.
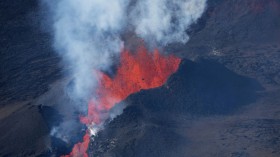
left=50, top=0, right=128, bottom=100
left=42, top=0, right=207, bottom=135
left=130, top=0, right=206, bottom=46
left=45, top=0, right=206, bottom=101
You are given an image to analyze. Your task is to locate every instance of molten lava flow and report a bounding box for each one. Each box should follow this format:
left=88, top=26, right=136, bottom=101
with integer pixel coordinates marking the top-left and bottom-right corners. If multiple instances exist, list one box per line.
left=63, top=46, right=181, bottom=157
left=62, top=133, right=90, bottom=157
left=83, top=46, right=181, bottom=124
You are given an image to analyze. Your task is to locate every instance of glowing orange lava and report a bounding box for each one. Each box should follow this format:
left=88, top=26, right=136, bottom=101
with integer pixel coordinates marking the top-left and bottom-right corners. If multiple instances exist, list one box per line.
left=62, top=133, right=90, bottom=157
left=63, top=46, right=181, bottom=157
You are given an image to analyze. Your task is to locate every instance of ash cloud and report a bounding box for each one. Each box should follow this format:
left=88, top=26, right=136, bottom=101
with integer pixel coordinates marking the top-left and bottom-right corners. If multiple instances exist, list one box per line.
left=41, top=0, right=207, bottom=137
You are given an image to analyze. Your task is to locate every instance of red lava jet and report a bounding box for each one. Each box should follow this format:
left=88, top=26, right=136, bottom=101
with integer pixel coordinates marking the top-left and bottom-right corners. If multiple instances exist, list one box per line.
left=62, top=46, right=181, bottom=157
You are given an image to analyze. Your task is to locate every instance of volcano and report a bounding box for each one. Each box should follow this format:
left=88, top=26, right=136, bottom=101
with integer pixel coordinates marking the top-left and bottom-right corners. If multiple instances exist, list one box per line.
left=64, top=47, right=181, bottom=157
left=1, top=0, right=280, bottom=157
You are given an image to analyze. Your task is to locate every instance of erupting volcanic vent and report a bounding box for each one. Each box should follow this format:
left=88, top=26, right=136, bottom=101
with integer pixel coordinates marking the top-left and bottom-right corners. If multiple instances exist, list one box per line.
left=63, top=46, right=181, bottom=157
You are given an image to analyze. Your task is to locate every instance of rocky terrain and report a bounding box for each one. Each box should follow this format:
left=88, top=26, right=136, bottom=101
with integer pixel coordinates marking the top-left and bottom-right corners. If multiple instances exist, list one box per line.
left=0, top=0, right=62, bottom=156
left=89, top=0, right=280, bottom=156
left=88, top=59, right=280, bottom=157
left=0, top=0, right=280, bottom=157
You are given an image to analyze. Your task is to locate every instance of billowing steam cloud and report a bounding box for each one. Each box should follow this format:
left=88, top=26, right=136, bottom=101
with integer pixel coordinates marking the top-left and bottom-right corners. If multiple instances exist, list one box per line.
left=130, top=0, right=206, bottom=46
left=44, top=0, right=206, bottom=101
left=42, top=0, right=206, bottom=137
left=52, top=0, right=128, bottom=100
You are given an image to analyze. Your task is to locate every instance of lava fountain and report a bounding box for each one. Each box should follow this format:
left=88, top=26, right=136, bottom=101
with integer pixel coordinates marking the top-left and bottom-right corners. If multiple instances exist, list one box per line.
left=62, top=46, right=181, bottom=157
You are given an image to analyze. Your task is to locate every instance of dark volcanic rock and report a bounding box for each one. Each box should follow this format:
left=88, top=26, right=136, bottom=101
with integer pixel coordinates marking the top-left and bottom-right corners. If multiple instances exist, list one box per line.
left=89, top=0, right=280, bottom=157
left=88, top=1, right=280, bottom=156
left=0, top=0, right=63, bottom=156
left=169, top=0, right=280, bottom=87
left=0, top=104, right=49, bottom=157
left=0, top=0, right=62, bottom=106
left=38, top=104, right=87, bottom=157
left=138, top=59, right=262, bottom=115
left=89, top=59, right=263, bottom=157
left=38, top=105, right=63, bottom=129
left=1, top=0, right=280, bottom=157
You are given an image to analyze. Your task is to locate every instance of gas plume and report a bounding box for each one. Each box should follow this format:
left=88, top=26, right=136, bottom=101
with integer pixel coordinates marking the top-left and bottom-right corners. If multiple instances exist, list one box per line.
left=41, top=0, right=207, bottom=155
left=45, top=0, right=128, bottom=101
left=80, top=46, right=181, bottom=131
left=64, top=47, right=181, bottom=157
left=130, top=0, right=207, bottom=46
left=43, top=0, right=207, bottom=102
